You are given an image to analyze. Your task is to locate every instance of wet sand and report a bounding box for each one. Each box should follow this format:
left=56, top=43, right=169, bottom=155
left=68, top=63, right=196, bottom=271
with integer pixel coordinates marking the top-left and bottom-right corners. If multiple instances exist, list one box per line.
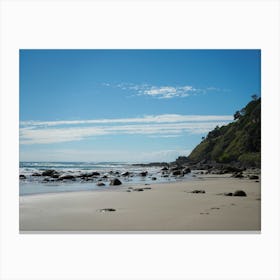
left=19, top=174, right=261, bottom=232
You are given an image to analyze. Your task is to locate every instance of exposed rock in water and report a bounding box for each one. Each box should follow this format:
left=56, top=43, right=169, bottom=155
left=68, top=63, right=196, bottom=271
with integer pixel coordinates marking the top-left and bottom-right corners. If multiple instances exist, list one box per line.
left=172, top=170, right=182, bottom=176
left=249, top=175, right=259, bottom=180
left=161, top=166, right=168, bottom=171
left=233, top=190, right=247, bottom=197
left=19, top=174, right=26, bottom=179
left=121, top=171, right=130, bottom=177
left=109, top=178, right=122, bottom=185
left=139, top=171, right=148, bottom=177
left=31, top=172, right=42, bottom=176
left=96, top=182, right=105, bottom=186
left=151, top=177, right=157, bottom=180
left=57, top=174, right=75, bottom=180
left=42, top=169, right=58, bottom=176
left=133, top=188, right=144, bottom=192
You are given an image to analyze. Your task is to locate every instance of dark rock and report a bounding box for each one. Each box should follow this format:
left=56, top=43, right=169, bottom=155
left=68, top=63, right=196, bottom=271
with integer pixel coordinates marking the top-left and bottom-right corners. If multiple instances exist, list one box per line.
left=133, top=188, right=144, bottom=192
left=91, top=171, right=100, bottom=176
left=190, top=190, right=205, bottom=194
left=109, top=178, right=122, bottom=186
left=96, top=182, right=105, bottom=186
left=143, top=187, right=152, bottom=190
left=222, top=166, right=243, bottom=173
left=99, top=208, right=116, bottom=212
left=19, top=174, right=26, bottom=179
left=121, top=171, right=130, bottom=177
left=232, top=172, right=244, bottom=178
left=42, top=169, right=58, bottom=176
left=139, top=171, right=148, bottom=177
left=233, top=190, right=247, bottom=197
left=172, top=170, right=182, bottom=176
left=51, top=174, right=60, bottom=179
left=57, top=174, right=75, bottom=180
left=43, top=178, right=50, bottom=182
left=151, top=177, right=157, bottom=180
left=183, top=167, right=191, bottom=174
left=162, top=174, right=169, bottom=178
left=161, top=166, right=168, bottom=171
left=224, top=192, right=233, bottom=196
left=31, top=172, right=41, bottom=176
left=102, top=175, right=108, bottom=179
left=249, top=175, right=259, bottom=180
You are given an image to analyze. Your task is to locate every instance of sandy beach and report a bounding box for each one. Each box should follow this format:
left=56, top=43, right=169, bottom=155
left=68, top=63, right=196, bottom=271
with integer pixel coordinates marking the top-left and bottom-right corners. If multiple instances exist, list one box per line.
left=19, top=174, right=261, bottom=232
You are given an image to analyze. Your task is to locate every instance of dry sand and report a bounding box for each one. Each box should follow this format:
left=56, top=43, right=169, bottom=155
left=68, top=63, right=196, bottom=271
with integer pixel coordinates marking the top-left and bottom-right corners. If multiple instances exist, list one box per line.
left=19, top=175, right=261, bottom=232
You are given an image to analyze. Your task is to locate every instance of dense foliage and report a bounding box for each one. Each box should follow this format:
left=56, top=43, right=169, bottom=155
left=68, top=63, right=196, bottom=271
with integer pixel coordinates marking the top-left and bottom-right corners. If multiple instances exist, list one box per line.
left=187, top=97, right=261, bottom=167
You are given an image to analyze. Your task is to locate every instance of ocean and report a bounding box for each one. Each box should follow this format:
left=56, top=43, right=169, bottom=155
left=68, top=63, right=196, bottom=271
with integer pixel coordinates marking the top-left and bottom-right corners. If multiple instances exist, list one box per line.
left=19, top=161, right=192, bottom=196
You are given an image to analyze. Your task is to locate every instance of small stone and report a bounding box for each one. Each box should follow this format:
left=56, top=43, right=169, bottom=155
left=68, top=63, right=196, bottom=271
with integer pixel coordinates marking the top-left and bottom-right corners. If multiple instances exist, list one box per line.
left=99, top=208, right=116, bottom=212
left=190, top=190, right=205, bottom=194
left=224, top=192, right=233, bottom=196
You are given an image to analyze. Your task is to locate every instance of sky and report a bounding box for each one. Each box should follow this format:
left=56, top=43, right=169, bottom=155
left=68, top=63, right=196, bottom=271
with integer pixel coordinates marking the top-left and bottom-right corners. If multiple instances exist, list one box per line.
left=19, top=49, right=261, bottom=162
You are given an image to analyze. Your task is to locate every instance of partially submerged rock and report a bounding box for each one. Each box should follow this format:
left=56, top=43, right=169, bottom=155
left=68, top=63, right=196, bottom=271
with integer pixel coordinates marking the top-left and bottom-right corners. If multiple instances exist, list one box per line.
left=172, top=170, right=182, bottom=176
left=96, top=182, right=105, bottom=186
left=19, top=174, right=26, bottom=179
left=42, top=169, right=58, bottom=176
left=57, top=174, right=75, bottom=180
left=109, top=178, right=122, bottom=186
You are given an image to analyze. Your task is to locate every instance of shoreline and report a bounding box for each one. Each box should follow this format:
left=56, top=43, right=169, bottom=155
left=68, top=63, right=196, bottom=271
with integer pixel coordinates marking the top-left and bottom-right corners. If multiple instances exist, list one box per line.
left=19, top=174, right=261, bottom=232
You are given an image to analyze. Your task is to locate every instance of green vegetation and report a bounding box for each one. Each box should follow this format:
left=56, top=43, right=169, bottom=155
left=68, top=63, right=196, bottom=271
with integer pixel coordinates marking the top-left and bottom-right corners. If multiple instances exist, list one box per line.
left=187, top=97, right=261, bottom=167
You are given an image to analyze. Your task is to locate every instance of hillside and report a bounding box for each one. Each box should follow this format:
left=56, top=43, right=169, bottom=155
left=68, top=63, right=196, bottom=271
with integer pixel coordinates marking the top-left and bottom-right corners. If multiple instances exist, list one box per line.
left=186, top=97, right=261, bottom=167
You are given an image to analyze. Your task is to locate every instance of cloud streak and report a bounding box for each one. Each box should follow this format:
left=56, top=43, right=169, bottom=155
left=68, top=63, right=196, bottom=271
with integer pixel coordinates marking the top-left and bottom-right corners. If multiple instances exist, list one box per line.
left=104, top=82, right=229, bottom=99
left=20, top=114, right=232, bottom=145
left=20, top=114, right=232, bottom=127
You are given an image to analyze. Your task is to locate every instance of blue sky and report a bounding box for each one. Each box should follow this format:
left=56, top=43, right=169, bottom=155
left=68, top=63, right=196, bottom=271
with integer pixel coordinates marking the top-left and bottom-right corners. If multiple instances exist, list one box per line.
left=20, top=50, right=260, bottom=162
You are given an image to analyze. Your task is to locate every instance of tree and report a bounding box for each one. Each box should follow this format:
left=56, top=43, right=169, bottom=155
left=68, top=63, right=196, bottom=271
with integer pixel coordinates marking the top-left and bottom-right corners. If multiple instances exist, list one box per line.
left=234, top=110, right=241, bottom=120
left=251, top=94, right=258, bottom=101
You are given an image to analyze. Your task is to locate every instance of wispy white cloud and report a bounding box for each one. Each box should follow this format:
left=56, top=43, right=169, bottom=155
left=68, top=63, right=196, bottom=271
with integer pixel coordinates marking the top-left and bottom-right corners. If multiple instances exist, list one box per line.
left=20, top=114, right=232, bottom=145
left=20, top=114, right=232, bottom=127
left=103, top=82, right=229, bottom=99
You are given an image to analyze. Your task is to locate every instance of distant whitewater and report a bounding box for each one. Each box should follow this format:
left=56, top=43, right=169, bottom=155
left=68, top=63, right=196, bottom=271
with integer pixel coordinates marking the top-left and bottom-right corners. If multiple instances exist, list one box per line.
left=19, top=161, right=193, bottom=196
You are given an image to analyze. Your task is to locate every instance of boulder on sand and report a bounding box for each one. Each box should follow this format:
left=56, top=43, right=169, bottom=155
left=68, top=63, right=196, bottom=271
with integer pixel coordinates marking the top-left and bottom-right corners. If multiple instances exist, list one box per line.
left=233, top=190, right=247, bottom=197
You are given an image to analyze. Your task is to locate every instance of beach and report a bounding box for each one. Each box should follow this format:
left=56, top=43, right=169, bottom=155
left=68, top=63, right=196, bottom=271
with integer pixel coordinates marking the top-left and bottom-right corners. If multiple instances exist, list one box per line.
left=19, top=174, right=261, bottom=232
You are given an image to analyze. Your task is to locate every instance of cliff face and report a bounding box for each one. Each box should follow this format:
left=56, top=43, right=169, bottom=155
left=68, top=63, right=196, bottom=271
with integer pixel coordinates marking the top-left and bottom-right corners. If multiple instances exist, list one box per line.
left=186, top=97, right=261, bottom=167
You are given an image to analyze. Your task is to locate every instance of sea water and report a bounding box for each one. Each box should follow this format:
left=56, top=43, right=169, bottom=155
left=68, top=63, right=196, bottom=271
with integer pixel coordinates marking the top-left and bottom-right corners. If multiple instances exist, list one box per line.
left=19, top=161, right=192, bottom=196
